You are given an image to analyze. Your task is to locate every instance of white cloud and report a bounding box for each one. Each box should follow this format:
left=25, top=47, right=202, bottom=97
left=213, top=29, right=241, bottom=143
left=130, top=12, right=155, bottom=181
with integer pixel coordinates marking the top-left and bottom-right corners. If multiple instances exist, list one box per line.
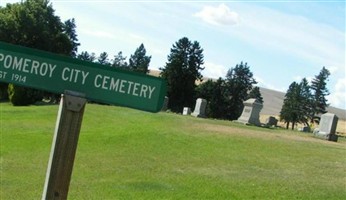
left=327, top=77, right=346, bottom=109
left=293, top=76, right=303, bottom=82
left=129, top=33, right=146, bottom=42
left=194, top=4, right=239, bottom=26
left=325, top=65, right=339, bottom=75
left=80, top=29, right=116, bottom=40
left=202, top=61, right=228, bottom=79
left=233, top=4, right=345, bottom=75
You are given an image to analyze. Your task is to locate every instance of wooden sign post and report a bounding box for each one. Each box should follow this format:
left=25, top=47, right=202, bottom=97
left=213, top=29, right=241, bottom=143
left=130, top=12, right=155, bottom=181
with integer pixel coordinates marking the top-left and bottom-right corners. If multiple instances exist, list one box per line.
left=0, top=42, right=166, bottom=200
left=42, top=91, right=86, bottom=200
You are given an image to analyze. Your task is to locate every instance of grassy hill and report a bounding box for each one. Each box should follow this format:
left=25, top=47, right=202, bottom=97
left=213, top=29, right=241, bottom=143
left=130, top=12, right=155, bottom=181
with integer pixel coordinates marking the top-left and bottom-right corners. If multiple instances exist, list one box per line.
left=1, top=103, right=346, bottom=199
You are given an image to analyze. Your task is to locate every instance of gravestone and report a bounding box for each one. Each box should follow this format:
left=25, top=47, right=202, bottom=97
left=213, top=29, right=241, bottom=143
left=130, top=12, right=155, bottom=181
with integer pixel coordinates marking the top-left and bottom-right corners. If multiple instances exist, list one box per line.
left=265, top=116, right=278, bottom=127
left=314, top=113, right=338, bottom=142
left=161, top=96, right=169, bottom=111
left=237, top=98, right=263, bottom=126
left=192, top=98, right=207, bottom=118
left=298, top=126, right=310, bottom=132
left=183, top=107, right=191, bottom=115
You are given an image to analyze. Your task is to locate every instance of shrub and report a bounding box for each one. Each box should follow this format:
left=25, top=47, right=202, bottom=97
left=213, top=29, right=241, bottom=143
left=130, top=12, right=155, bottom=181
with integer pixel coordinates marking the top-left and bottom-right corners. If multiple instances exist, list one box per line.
left=8, top=84, right=43, bottom=106
left=0, top=83, right=9, bottom=100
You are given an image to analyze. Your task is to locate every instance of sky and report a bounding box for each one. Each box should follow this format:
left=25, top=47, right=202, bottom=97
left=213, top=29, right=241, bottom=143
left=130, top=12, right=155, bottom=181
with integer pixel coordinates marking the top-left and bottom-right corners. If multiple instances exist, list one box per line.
left=1, top=0, right=345, bottom=109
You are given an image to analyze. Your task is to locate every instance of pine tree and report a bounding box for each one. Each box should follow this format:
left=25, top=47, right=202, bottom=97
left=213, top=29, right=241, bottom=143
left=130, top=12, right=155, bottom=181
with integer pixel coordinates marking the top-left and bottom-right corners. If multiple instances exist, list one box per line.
left=129, top=44, right=151, bottom=73
left=280, top=82, right=299, bottom=129
left=112, top=51, right=128, bottom=69
left=208, top=78, right=227, bottom=119
left=310, top=67, right=330, bottom=122
left=63, top=18, right=80, bottom=57
left=160, top=37, right=204, bottom=112
left=98, top=52, right=110, bottom=66
left=247, top=86, right=263, bottom=104
left=299, top=78, right=313, bottom=126
left=77, top=51, right=96, bottom=62
left=280, top=78, right=313, bottom=129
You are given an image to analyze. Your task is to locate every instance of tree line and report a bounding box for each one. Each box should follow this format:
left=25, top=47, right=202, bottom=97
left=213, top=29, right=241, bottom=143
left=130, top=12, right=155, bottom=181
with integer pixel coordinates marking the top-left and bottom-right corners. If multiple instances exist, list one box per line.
left=0, top=0, right=152, bottom=105
left=76, top=43, right=151, bottom=74
left=160, top=36, right=262, bottom=120
left=0, top=0, right=330, bottom=126
left=280, top=67, right=330, bottom=129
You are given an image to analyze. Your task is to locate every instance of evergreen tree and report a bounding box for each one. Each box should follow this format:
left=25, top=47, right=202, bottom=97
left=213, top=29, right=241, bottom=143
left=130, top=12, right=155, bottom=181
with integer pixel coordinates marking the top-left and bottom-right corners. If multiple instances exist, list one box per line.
left=280, top=78, right=312, bottom=129
left=247, top=86, right=263, bottom=104
left=209, top=78, right=228, bottom=119
left=77, top=51, right=96, bottom=62
left=98, top=52, right=110, bottom=66
left=225, top=62, right=257, bottom=120
left=310, top=66, right=330, bottom=121
left=63, top=18, right=80, bottom=57
left=280, top=82, right=299, bottom=129
left=129, top=43, right=151, bottom=73
left=299, top=78, right=313, bottom=126
left=112, top=51, right=128, bottom=69
left=160, top=37, right=204, bottom=112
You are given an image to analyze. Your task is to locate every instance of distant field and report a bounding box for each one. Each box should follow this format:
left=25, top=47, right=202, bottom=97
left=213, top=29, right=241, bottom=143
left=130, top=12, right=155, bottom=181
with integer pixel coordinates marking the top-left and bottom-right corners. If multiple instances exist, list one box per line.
left=1, top=103, right=346, bottom=199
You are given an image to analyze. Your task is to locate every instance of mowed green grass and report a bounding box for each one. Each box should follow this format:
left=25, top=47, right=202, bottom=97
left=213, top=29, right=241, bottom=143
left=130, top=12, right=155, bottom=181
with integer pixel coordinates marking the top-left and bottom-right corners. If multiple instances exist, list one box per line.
left=1, top=102, right=346, bottom=199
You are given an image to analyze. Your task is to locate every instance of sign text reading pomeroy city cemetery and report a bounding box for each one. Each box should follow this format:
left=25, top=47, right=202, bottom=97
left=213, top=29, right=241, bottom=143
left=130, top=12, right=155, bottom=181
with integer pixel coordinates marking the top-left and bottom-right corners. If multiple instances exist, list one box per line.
left=0, top=42, right=167, bottom=112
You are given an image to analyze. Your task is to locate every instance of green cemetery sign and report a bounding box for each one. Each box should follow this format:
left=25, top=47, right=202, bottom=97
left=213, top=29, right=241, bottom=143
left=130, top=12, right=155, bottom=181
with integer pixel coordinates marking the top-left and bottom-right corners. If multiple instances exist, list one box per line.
left=0, top=42, right=167, bottom=112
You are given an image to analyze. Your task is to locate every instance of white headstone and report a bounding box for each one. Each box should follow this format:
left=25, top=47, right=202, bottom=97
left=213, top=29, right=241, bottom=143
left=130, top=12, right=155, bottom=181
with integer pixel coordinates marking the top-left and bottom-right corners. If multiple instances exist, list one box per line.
left=319, top=113, right=338, bottom=134
left=183, top=107, right=191, bottom=115
left=237, top=98, right=263, bottom=126
left=314, top=113, right=338, bottom=141
left=192, top=98, right=207, bottom=118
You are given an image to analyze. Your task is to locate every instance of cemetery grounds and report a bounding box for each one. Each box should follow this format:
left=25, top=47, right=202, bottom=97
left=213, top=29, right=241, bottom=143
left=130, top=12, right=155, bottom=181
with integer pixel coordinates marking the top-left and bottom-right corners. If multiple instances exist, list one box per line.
left=1, top=102, right=345, bottom=199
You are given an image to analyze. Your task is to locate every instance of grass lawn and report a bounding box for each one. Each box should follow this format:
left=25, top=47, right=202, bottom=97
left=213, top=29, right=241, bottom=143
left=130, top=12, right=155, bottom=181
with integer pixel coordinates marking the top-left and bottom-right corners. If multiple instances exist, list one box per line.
left=1, top=102, right=346, bottom=199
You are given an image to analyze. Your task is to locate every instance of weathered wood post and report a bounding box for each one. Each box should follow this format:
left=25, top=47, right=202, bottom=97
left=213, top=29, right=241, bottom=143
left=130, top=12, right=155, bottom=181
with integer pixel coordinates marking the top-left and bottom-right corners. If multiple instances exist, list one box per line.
left=42, top=91, right=86, bottom=200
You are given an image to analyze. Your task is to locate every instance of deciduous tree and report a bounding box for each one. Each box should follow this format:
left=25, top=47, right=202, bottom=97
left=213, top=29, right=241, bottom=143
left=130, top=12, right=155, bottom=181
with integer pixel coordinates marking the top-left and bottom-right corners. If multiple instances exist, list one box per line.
left=0, top=0, right=78, bottom=105
left=196, top=78, right=227, bottom=119
left=225, top=62, right=257, bottom=120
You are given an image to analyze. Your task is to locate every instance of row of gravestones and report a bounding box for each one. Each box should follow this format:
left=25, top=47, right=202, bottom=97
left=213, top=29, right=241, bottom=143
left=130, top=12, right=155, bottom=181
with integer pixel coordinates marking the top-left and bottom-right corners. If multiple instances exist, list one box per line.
left=161, top=97, right=207, bottom=117
left=162, top=97, right=339, bottom=142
